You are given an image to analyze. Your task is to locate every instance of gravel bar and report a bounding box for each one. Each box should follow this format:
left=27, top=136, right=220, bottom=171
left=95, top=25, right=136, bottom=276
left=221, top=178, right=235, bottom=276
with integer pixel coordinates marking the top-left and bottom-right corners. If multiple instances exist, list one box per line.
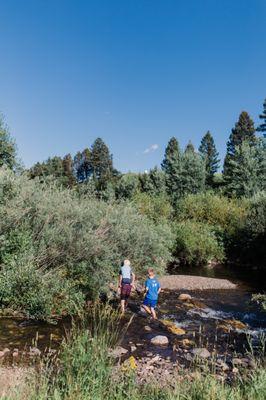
left=159, top=275, right=237, bottom=290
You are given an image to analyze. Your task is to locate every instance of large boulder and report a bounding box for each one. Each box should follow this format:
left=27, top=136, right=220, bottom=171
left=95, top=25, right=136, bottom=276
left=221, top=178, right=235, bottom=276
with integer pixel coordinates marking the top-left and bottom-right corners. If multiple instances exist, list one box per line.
left=151, top=335, right=169, bottom=346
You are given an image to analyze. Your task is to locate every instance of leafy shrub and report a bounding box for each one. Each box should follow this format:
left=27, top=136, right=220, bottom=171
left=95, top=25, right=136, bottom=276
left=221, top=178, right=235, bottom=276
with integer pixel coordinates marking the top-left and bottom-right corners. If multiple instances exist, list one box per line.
left=175, top=192, right=248, bottom=234
left=0, top=169, right=173, bottom=318
left=233, top=191, right=266, bottom=266
left=132, top=192, right=173, bottom=224
left=174, top=221, right=224, bottom=265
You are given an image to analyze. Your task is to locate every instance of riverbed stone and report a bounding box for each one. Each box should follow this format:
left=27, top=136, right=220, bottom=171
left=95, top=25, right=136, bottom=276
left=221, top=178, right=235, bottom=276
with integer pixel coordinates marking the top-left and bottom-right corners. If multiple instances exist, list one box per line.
left=178, top=294, right=192, bottom=301
left=191, top=348, right=211, bottom=359
left=144, top=325, right=152, bottom=332
left=3, top=348, right=10, bottom=355
left=151, top=335, right=169, bottom=346
left=0, top=352, right=5, bottom=358
left=216, top=360, right=229, bottom=371
left=110, top=346, right=128, bottom=357
left=29, top=347, right=41, bottom=356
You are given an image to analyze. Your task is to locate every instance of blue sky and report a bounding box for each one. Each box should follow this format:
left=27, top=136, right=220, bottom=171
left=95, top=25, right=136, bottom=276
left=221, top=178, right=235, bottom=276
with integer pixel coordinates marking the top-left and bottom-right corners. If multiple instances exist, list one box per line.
left=0, top=0, right=265, bottom=172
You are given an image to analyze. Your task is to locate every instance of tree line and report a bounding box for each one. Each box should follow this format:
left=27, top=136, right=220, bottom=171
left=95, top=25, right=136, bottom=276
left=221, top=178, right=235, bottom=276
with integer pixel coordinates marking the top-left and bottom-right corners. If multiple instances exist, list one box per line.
left=2, top=100, right=265, bottom=201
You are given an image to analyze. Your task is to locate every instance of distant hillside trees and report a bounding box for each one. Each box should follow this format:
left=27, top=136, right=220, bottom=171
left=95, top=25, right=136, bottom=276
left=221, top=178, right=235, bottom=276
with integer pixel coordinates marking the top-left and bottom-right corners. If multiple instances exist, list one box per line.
left=199, top=131, right=220, bottom=187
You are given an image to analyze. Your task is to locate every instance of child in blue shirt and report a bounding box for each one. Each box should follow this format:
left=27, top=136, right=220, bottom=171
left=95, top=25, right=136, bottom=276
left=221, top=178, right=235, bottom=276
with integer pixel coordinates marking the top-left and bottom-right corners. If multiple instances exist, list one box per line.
left=143, top=268, right=161, bottom=319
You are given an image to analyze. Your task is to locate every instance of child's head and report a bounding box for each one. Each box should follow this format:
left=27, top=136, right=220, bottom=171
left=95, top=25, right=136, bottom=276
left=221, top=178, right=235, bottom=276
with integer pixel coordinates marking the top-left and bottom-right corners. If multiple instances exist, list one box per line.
left=124, top=259, right=130, bottom=266
left=147, top=268, right=155, bottom=278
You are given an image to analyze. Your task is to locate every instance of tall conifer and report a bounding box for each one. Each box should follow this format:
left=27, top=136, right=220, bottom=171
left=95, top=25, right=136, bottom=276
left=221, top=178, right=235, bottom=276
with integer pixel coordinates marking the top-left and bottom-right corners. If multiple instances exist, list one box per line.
left=161, top=137, right=182, bottom=201
left=257, top=98, right=266, bottom=135
left=199, top=131, right=220, bottom=186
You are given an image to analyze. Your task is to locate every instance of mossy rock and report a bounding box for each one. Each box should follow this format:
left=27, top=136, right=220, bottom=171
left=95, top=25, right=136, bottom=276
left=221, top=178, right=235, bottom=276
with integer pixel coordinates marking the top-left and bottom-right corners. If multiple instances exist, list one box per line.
left=160, top=319, right=186, bottom=335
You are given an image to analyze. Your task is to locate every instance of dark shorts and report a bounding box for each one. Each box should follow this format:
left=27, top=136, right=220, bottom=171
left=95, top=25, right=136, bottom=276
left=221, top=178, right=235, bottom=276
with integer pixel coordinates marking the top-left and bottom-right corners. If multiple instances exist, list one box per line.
left=143, top=297, right=157, bottom=308
left=121, top=284, right=132, bottom=300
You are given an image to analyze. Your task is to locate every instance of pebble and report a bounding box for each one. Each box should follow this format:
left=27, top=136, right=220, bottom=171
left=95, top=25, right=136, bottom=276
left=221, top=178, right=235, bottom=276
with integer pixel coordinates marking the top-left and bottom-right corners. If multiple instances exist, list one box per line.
left=191, top=348, right=211, bottom=359
left=110, top=346, right=128, bottom=357
left=0, top=351, right=5, bottom=358
left=144, top=325, right=152, bottom=332
left=3, top=348, right=10, bottom=354
left=151, top=335, right=169, bottom=346
left=178, top=294, right=192, bottom=301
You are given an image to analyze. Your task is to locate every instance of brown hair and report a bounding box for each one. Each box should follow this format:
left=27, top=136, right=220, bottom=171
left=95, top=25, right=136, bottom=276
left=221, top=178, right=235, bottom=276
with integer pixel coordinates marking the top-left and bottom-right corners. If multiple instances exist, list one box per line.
left=148, top=268, right=154, bottom=274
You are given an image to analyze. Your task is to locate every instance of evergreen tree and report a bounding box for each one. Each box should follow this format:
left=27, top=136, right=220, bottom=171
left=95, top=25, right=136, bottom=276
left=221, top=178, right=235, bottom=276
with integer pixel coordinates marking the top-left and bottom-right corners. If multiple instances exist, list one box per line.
left=224, top=111, right=256, bottom=175
left=0, top=116, right=17, bottom=170
left=180, top=142, right=206, bottom=196
left=90, top=138, right=114, bottom=189
left=149, top=167, right=166, bottom=195
left=139, top=167, right=166, bottom=196
left=73, top=151, right=84, bottom=182
left=62, top=154, right=76, bottom=187
left=224, top=139, right=266, bottom=197
left=81, top=148, right=92, bottom=180
left=29, top=156, right=64, bottom=181
left=199, top=131, right=220, bottom=186
left=115, top=173, right=139, bottom=199
left=257, top=98, right=266, bottom=135
left=161, top=137, right=182, bottom=201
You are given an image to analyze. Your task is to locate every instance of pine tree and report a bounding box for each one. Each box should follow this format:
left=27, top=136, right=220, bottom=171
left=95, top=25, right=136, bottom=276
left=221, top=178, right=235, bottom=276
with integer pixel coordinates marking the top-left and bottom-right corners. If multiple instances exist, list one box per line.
left=161, top=137, right=182, bottom=201
left=149, top=167, right=166, bottom=195
left=199, top=131, right=220, bottom=186
left=0, top=116, right=17, bottom=170
left=224, top=139, right=265, bottom=197
left=81, top=148, right=92, bottom=180
left=224, top=111, right=256, bottom=176
left=73, top=151, right=84, bottom=182
left=257, top=98, right=266, bottom=135
left=62, top=154, right=76, bottom=187
left=90, top=138, right=114, bottom=189
left=180, top=142, right=206, bottom=196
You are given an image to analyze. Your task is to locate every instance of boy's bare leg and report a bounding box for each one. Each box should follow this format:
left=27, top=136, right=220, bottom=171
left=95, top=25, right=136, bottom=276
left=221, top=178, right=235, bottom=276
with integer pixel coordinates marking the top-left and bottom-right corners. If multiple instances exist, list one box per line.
left=121, top=299, right=125, bottom=314
left=150, top=307, right=157, bottom=319
left=142, top=305, right=152, bottom=315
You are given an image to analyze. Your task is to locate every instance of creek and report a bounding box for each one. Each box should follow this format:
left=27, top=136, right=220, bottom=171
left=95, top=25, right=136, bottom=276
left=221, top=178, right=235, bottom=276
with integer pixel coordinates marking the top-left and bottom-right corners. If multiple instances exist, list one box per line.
left=0, top=264, right=265, bottom=366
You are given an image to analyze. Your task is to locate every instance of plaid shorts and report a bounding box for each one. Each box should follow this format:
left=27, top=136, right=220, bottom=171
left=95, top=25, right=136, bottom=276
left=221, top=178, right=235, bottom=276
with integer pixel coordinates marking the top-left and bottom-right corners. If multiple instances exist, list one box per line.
left=121, top=284, right=132, bottom=300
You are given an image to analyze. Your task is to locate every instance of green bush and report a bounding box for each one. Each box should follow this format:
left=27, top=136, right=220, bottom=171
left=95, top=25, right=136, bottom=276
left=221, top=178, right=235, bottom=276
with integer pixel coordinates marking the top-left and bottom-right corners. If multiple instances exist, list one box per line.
left=233, top=191, right=266, bottom=266
left=132, top=192, right=173, bottom=224
left=0, top=169, right=173, bottom=318
left=174, top=221, right=224, bottom=265
left=176, top=192, right=248, bottom=234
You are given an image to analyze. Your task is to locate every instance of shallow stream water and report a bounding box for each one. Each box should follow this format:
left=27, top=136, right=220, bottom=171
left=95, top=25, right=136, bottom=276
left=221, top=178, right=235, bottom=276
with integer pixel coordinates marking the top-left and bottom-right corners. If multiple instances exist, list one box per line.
left=0, top=264, right=265, bottom=365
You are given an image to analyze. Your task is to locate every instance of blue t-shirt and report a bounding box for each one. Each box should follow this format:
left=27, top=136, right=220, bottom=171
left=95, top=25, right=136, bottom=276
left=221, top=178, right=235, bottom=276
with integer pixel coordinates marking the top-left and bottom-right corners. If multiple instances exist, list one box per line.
left=145, top=277, right=160, bottom=300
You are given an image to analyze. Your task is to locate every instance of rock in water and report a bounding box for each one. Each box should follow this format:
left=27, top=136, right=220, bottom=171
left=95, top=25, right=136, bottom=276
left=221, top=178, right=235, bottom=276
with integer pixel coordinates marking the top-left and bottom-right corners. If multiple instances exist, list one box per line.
left=191, top=348, right=211, bottom=358
left=151, top=335, right=169, bottom=346
left=178, top=293, right=192, bottom=301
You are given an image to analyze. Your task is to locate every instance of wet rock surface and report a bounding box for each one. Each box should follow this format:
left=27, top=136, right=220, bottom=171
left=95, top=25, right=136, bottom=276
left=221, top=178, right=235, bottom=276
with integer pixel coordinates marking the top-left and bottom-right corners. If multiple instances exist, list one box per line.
left=116, top=287, right=266, bottom=384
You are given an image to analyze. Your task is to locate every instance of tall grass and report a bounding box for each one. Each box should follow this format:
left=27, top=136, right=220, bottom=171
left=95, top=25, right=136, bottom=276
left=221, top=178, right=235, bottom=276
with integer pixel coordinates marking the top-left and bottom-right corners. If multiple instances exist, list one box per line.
left=5, top=305, right=266, bottom=400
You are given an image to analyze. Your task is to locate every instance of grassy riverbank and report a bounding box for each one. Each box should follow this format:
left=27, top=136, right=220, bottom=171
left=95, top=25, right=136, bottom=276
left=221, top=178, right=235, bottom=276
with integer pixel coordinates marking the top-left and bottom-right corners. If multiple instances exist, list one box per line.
left=3, top=305, right=265, bottom=400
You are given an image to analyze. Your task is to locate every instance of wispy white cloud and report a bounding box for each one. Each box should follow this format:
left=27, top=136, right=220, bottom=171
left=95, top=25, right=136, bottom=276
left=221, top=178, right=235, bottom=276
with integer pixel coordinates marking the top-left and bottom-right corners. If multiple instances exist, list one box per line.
left=143, top=144, right=159, bottom=154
